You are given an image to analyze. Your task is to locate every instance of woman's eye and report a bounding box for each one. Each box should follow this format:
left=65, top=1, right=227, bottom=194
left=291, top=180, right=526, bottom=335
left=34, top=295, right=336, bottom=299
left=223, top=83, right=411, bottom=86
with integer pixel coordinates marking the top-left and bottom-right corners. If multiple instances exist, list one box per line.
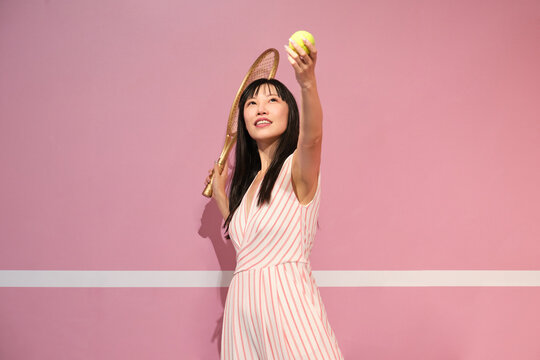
left=270, top=98, right=278, bottom=102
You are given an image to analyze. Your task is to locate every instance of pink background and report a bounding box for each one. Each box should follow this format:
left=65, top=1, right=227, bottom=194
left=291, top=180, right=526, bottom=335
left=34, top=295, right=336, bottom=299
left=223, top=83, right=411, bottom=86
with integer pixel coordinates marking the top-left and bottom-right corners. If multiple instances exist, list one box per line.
left=1, top=0, right=539, bottom=359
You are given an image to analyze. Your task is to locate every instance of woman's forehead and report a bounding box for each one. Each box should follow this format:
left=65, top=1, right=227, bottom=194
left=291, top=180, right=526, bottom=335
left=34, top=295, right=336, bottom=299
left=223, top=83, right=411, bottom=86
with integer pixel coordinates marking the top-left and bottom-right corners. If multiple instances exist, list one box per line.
left=252, top=83, right=278, bottom=97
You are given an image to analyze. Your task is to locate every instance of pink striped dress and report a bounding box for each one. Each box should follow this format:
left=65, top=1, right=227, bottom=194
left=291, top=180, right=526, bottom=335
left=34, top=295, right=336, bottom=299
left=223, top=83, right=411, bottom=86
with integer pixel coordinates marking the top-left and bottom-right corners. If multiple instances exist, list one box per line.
left=221, top=151, right=344, bottom=359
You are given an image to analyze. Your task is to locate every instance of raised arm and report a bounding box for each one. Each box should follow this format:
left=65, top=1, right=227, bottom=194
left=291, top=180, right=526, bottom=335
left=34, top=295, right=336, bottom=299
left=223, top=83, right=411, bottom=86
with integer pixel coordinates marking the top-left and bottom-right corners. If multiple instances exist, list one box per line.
left=284, top=37, right=322, bottom=204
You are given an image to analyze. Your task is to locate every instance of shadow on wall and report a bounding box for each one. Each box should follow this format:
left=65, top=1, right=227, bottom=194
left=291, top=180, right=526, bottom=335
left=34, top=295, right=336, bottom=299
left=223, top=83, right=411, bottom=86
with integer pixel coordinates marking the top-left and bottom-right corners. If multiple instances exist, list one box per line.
left=198, top=174, right=236, bottom=357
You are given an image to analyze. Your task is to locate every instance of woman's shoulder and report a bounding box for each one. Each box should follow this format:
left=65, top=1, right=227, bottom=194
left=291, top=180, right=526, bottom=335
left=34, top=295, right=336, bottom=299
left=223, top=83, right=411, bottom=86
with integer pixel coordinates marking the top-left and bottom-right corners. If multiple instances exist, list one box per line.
left=283, top=150, right=295, bottom=173
left=286, top=149, right=295, bottom=163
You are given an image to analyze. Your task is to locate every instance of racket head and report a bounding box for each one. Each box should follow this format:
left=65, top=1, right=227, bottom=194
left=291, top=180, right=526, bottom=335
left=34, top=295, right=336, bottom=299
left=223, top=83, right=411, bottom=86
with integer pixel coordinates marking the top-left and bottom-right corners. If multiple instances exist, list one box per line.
left=226, top=48, right=279, bottom=138
left=202, top=48, right=279, bottom=198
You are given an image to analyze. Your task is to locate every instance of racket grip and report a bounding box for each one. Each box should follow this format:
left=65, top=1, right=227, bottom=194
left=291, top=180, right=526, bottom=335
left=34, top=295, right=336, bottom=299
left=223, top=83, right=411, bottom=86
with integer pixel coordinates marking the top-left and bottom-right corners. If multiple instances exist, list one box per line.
left=202, top=162, right=221, bottom=198
left=202, top=176, right=214, bottom=197
left=202, top=134, right=236, bottom=198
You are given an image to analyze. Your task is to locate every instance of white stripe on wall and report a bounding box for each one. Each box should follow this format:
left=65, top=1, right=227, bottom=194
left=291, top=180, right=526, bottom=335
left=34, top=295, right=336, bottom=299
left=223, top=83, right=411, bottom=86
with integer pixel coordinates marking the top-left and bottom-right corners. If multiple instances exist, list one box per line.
left=1, top=270, right=539, bottom=287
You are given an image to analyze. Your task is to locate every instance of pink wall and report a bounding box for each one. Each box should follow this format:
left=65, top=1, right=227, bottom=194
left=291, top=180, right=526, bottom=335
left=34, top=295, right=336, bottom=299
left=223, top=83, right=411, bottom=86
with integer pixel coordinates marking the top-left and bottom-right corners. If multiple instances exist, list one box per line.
left=1, top=0, right=539, bottom=359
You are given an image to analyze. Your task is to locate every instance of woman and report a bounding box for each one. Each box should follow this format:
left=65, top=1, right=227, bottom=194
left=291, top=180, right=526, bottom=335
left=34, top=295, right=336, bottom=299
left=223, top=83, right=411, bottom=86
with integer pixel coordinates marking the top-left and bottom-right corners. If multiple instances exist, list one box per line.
left=206, top=37, right=344, bottom=359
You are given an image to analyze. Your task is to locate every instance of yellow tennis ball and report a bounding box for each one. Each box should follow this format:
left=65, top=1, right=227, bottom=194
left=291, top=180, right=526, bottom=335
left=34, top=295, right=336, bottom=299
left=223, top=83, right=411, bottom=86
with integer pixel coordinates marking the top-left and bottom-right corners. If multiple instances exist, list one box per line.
left=288, top=30, right=315, bottom=55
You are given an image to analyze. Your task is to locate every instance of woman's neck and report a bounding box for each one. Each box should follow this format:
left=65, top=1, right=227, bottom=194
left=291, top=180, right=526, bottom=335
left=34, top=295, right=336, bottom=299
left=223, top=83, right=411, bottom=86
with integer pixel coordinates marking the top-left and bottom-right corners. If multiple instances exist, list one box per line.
left=256, top=140, right=279, bottom=172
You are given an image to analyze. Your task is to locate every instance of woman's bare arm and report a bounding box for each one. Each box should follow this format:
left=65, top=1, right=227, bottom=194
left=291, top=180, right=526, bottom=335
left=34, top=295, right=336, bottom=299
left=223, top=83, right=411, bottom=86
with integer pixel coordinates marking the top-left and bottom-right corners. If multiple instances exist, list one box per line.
left=284, top=37, right=322, bottom=201
left=206, top=162, right=230, bottom=220
left=215, top=193, right=230, bottom=221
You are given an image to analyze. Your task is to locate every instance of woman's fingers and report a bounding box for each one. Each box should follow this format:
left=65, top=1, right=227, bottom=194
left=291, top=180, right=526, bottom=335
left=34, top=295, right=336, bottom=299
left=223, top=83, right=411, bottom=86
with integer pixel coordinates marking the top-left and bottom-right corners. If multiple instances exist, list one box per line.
left=211, top=162, right=227, bottom=197
left=283, top=45, right=303, bottom=72
left=301, top=36, right=317, bottom=63
left=205, top=161, right=229, bottom=195
left=285, top=39, right=310, bottom=67
left=205, top=167, right=215, bottom=185
left=289, top=38, right=307, bottom=57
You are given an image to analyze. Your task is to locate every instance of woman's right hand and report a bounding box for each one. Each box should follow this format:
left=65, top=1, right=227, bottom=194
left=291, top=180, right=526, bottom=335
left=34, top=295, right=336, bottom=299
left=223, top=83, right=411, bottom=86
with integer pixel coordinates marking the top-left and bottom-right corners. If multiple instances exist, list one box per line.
left=205, top=161, right=228, bottom=201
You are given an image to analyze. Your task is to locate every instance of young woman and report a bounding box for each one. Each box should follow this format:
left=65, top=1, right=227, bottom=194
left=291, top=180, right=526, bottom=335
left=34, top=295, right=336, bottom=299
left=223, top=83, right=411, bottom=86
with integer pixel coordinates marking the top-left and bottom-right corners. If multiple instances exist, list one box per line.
left=205, top=38, right=344, bottom=359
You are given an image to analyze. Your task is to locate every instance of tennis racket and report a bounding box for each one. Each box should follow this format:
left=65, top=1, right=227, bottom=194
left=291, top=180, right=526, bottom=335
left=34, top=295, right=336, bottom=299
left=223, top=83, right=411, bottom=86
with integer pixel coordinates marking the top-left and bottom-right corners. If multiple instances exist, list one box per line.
left=202, top=48, right=279, bottom=198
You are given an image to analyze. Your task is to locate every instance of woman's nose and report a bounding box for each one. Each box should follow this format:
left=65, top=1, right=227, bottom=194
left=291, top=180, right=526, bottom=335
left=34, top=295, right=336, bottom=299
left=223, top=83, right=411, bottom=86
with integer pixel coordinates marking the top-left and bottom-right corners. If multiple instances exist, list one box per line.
left=257, top=103, right=267, bottom=114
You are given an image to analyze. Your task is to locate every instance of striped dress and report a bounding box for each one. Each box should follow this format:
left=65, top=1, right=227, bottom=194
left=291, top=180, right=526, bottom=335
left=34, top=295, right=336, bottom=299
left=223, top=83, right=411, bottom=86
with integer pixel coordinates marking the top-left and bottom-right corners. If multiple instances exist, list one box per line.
left=221, top=151, right=344, bottom=359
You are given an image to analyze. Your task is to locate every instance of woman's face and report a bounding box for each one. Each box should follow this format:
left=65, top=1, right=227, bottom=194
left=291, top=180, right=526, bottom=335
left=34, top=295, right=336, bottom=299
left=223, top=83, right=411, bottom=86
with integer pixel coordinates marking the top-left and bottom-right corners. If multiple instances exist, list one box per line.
left=243, top=83, right=289, bottom=146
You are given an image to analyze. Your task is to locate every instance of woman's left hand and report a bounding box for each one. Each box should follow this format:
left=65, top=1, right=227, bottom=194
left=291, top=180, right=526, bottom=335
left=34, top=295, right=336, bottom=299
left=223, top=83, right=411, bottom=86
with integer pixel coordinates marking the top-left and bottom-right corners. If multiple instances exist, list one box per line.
left=284, top=37, right=317, bottom=89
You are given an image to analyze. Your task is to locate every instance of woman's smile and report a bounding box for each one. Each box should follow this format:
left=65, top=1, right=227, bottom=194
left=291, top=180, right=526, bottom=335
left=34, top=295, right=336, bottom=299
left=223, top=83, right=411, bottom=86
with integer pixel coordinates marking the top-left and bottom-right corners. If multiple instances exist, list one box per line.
left=255, top=117, right=272, bottom=127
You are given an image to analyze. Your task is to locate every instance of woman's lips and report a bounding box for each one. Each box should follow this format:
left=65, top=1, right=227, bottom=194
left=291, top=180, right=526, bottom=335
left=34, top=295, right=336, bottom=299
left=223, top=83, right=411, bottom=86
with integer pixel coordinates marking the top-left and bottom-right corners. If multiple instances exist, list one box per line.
left=255, top=119, right=272, bottom=127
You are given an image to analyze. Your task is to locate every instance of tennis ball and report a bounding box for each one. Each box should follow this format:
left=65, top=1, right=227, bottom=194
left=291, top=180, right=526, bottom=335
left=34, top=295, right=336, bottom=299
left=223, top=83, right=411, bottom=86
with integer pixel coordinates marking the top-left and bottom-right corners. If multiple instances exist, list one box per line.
left=289, top=30, right=315, bottom=55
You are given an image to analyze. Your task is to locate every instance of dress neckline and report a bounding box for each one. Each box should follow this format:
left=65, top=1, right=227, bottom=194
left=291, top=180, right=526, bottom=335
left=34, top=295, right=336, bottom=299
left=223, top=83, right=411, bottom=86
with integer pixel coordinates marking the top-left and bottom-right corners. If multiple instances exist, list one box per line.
left=244, top=171, right=262, bottom=221
left=242, top=152, right=294, bottom=223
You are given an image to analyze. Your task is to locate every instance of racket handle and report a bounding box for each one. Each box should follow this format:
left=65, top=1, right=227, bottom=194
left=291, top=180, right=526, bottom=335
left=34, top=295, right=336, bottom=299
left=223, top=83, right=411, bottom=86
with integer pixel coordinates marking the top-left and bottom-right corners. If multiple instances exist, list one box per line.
left=202, top=134, right=236, bottom=198
left=202, top=175, right=214, bottom=198
left=202, top=161, right=222, bottom=198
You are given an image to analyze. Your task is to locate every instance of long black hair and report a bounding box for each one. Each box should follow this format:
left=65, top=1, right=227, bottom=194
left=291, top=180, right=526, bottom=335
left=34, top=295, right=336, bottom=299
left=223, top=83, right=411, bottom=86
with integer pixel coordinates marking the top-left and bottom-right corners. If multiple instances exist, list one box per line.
left=223, top=78, right=299, bottom=240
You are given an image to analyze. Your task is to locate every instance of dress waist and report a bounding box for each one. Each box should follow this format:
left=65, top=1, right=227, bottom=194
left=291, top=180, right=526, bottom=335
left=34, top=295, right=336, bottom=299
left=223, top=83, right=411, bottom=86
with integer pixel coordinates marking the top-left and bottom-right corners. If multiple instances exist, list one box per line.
left=233, top=260, right=310, bottom=276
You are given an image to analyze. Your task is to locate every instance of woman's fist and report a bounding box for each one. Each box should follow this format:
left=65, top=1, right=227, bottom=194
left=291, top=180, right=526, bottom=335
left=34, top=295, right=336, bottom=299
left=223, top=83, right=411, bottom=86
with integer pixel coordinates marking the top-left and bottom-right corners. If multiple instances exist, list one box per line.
left=205, top=161, right=228, bottom=200
left=283, top=36, right=317, bottom=89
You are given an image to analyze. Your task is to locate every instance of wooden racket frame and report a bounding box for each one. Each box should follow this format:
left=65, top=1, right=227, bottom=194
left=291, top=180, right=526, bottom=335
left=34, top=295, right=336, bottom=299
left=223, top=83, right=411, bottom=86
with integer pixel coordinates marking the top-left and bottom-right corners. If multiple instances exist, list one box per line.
left=202, top=48, right=279, bottom=198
